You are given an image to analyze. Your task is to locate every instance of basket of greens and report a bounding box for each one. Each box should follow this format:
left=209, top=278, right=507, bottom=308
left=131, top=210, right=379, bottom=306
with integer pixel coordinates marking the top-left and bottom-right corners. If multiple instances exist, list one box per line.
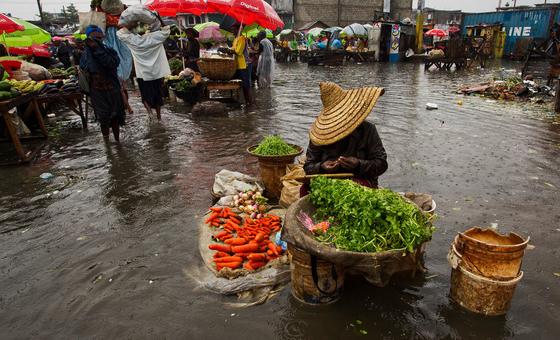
left=283, top=177, right=436, bottom=287
left=247, top=135, right=303, bottom=199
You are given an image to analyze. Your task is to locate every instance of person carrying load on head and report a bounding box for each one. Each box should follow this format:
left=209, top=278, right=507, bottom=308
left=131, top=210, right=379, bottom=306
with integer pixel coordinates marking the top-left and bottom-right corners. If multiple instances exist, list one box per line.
left=301, top=82, right=388, bottom=196
left=117, top=12, right=171, bottom=121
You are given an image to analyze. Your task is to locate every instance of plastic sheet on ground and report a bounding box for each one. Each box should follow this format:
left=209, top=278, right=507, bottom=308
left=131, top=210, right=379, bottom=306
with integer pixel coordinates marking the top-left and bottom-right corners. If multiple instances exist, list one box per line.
left=212, top=169, right=263, bottom=198
left=197, top=208, right=290, bottom=306
left=283, top=196, right=429, bottom=287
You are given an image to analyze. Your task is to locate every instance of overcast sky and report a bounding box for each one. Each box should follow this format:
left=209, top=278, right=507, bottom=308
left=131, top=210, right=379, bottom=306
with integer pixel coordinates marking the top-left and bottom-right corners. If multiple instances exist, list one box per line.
left=1, top=0, right=558, bottom=21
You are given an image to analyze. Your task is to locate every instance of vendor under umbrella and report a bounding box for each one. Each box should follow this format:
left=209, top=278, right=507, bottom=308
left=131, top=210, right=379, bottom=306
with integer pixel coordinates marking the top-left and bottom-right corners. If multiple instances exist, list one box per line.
left=302, top=82, right=387, bottom=195
left=181, top=27, right=200, bottom=71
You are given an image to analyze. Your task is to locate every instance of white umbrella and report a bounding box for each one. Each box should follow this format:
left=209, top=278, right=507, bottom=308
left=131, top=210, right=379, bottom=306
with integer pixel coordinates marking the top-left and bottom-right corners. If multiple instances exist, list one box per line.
left=342, top=23, right=367, bottom=37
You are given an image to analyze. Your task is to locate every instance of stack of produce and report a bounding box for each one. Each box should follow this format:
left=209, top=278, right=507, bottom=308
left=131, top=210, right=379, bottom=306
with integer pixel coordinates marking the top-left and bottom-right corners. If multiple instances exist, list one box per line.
left=36, top=78, right=80, bottom=96
left=251, top=135, right=298, bottom=156
left=309, top=177, right=434, bottom=253
left=4, top=79, right=44, bottom=95
left=206, top=207, right=284, bottom=271
left=231, top=190, right=267, bottom=219
left=48, top=67, right=76, bottom=78
left=0, top=80, right=22, bottom=100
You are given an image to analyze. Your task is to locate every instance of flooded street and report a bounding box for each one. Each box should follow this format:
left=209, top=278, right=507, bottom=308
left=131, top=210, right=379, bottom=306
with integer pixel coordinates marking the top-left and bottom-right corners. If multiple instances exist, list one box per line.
left=1, top=61, right=559, bottom=339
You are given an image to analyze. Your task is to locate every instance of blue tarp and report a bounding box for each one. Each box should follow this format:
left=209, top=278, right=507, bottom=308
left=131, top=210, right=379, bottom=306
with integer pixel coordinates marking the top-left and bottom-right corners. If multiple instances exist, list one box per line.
left=104, top=26, right=133, bottom=81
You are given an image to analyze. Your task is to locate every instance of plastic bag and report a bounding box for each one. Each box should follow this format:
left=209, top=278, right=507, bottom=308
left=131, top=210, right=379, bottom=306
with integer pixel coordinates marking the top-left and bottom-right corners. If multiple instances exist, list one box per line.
left=212, top=169, right=263, bottom=197
left=279, top=164, right=305, bottom=208
left=20, top=61, right=51, bottom=81
left=101, top=0, right=124, bottom=16
left=78, top=11, right=106, bottom=34
left=118, top=5, right=160, bottom=31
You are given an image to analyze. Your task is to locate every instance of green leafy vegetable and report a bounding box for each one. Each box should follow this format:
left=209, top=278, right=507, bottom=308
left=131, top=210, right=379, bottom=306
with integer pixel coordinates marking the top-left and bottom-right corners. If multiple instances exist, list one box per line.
left=252, top=135, right=298, bottom=156
left=310, top=177, right=434, bottom=253
left=175, top=79, right=194, bottom=92
left=168, top=58, right=183, bottom=75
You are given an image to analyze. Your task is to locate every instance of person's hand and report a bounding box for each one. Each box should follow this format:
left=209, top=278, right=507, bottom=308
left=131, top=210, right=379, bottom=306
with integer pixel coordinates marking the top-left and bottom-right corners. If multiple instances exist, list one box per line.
left=338, top=156, right=360, bottom=170
left=321, top=160, right=340, bottom=173
left=162, top=25, right=171, bottom=33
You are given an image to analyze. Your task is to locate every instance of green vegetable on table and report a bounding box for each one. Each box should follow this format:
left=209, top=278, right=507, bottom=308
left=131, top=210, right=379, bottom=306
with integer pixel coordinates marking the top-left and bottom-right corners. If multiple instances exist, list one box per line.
left=309, top=177, right=434, bottom=253
left=252, top=135, right=298, bottom=156
left=174, top=79, right=194, bottom=92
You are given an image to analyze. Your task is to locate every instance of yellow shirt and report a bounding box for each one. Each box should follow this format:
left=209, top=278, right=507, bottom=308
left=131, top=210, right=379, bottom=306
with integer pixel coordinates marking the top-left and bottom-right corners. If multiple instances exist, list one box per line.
left=233, top=36, right=247, bottom=70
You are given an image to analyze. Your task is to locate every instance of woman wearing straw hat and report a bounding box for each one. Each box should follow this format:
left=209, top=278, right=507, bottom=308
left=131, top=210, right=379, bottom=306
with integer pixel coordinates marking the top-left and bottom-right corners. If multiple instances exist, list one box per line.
left=303, top=82, right=388, bottom=193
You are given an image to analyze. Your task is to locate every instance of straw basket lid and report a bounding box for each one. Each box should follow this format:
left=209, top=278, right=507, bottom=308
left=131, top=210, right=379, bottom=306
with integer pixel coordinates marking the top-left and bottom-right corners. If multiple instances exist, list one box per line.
left=310, top=82, right=384, bottom=146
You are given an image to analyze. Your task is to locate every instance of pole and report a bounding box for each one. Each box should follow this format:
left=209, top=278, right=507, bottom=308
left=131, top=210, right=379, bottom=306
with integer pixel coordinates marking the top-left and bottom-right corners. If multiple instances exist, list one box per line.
left=498, top=0, right=502, bottom=9
left=36, top=0, right=44, bottom=25
left=337, top=0, right=341, bottom=27
left=555, top=77, right=560, bottom=113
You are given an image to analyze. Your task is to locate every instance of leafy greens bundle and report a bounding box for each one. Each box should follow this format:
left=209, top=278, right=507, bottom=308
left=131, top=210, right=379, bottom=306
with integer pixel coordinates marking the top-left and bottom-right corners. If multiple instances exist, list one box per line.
left=310, top=177, right=434, bottom=253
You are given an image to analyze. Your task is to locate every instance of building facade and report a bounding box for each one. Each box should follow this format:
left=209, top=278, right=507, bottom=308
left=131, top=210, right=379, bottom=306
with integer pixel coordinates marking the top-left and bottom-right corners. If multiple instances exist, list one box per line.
left=269, top=0, right=295, bottom=29
left=293, top=0, right=412, bottom=29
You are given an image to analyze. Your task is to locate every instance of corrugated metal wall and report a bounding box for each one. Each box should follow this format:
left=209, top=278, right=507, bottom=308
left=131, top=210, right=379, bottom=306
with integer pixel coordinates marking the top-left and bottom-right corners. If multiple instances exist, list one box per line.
left=463, top=8, right=556, bottom=56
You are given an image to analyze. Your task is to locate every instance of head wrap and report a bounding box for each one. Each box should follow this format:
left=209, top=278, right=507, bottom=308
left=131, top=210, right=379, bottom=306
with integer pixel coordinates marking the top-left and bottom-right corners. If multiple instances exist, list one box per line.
left=85, top=25, right=103, bottom=38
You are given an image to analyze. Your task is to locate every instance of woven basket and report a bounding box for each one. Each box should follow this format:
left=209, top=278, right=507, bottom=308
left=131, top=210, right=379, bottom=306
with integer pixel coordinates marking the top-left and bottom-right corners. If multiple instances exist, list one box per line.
left=197, top=58, right=236, bottom=81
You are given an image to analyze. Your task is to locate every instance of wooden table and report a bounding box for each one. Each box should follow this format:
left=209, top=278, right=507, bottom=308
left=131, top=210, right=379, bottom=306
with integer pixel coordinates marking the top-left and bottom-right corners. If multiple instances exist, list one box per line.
left=34, top=92, right=87, bottom=129
left=0, top=93, right=47, bottom=163
left=202, top=80, right=242, bottom=103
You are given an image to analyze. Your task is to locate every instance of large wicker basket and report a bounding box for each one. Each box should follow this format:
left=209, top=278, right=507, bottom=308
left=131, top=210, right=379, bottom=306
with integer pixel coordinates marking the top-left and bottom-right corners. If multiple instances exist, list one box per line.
left=197, top=58, right=236, bottom=81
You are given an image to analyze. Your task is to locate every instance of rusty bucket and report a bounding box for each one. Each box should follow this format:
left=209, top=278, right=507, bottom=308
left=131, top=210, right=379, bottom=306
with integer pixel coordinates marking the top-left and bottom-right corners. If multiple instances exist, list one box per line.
left=455, top=227, right=529, bottom=281
left=449, top=261, right=523, bottom=316
left=247, top=145, right=303, bottom=199
left=288, top=244, right=345, bottom=305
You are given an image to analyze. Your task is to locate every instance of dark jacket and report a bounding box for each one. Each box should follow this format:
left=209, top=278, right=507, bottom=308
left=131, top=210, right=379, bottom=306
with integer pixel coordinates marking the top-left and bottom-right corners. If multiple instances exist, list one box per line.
left=80, top=40, right=121, bottom=90
left=304, top=121, right=388, bottom=186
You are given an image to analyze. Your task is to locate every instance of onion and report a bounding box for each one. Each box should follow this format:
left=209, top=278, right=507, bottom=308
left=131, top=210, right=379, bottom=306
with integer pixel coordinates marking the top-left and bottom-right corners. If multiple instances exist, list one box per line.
left=250, top=212, right=257, bottom=219
left=256, top=214, right=262, bottom=219
left=241, top=193, right=249, bottom=200
left=233, top=195, right=239, bottom=201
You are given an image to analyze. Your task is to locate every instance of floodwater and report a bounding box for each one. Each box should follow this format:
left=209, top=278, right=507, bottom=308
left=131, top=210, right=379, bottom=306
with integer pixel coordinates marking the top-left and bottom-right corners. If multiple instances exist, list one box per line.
left=1, top=61, right=559, bottom=339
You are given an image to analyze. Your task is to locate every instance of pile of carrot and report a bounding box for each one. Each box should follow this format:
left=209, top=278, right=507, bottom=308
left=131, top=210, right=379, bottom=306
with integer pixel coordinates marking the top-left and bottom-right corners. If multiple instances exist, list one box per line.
left=205, top=206, right=284, bottom=272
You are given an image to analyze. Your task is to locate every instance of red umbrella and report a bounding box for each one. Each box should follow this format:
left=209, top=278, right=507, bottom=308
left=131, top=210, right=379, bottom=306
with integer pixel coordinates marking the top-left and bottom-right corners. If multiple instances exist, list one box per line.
left=425, top=29, right=448, bottom=37
left=7, top=46, right=32, bottom=56
left=8, top=44, right=51, bottom=58
left=0, top=13, right=24, bottom=33
left=145, top=0, right=207, bottom=16
left=31, top=44, right=51, bottom=58
left=206, top=0, right=284, bottom=30
left=448, top=26, right=461, bottom=34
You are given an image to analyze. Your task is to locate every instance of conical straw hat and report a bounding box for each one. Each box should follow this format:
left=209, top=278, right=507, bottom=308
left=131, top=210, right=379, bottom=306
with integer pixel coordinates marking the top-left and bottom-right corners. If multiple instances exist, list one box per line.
left=310, top=82, right=385, bottom=146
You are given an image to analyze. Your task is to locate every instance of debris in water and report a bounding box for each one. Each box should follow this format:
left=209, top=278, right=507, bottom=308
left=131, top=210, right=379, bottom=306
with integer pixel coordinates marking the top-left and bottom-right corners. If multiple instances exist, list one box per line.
left=426, top=103, right=438, bottom=110
left=544, top=182, right=556, bottom=188
left=490, top=223, right=498, bottom=229
left=554, top=273, right=560, bottom=277
left=355, top=320, right=362, bottom=325
left=40, top=172, right=54, bottom=180
left=77, top=236, right=86, bottom=241
left=359, top=330, right=368, bottom=335
left=149, top=280, right=154, bottom=284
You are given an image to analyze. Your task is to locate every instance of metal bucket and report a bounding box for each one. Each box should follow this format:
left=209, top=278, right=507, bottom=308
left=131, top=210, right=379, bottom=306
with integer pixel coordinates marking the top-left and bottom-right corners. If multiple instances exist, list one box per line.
left=247, top=145, right=303, bottom=199
left=456, top=228, right=529, bottom=280
left=288, top=244, right=345, bottom=305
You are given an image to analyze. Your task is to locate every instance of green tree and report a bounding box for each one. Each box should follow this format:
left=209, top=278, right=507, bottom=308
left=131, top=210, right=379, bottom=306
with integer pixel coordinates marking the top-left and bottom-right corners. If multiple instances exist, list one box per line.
left=66, top=3, right=79, bottom=24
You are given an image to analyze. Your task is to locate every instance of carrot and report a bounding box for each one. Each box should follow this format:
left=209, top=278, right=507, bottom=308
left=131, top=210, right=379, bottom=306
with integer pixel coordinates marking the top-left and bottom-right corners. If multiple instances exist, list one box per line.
left=276, top=245, right=283, bottom=254
left=211, top=220, right=220, bottom=227
left=205, top=212, right=219, bottom=224
left=214, top=231, right=229, bottom=239
left=209, top=207, right=223, bottom=212
left=208, top=243, right=232, bottom=253
left=248, top=261, right=266, bottom=270
left=247, top=253, right=266, bottom=261
left=234, top=252, right=250, bottom=258
left=218, top=261, right=242, bottom=269
left=214, top=256, right=243, bottom=263
left=225, top=238, right=247, bottom=245
left=268, top=242, right=279, bottom=256
left=219, top=234, right=233, bottom=240
left=229, top=216, right=241, bottom=224
left=231, top=243, right=259, bottom=253
left=254, top=232, right=265, bottom=242
left=243, top=262, right=254, bottom=271
left=213, top=251, right=229, bottom=258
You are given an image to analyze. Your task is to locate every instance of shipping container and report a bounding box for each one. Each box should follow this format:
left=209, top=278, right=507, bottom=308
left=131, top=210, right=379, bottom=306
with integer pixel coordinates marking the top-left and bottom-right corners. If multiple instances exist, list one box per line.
left=463, top=8, right=558, bottom=56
